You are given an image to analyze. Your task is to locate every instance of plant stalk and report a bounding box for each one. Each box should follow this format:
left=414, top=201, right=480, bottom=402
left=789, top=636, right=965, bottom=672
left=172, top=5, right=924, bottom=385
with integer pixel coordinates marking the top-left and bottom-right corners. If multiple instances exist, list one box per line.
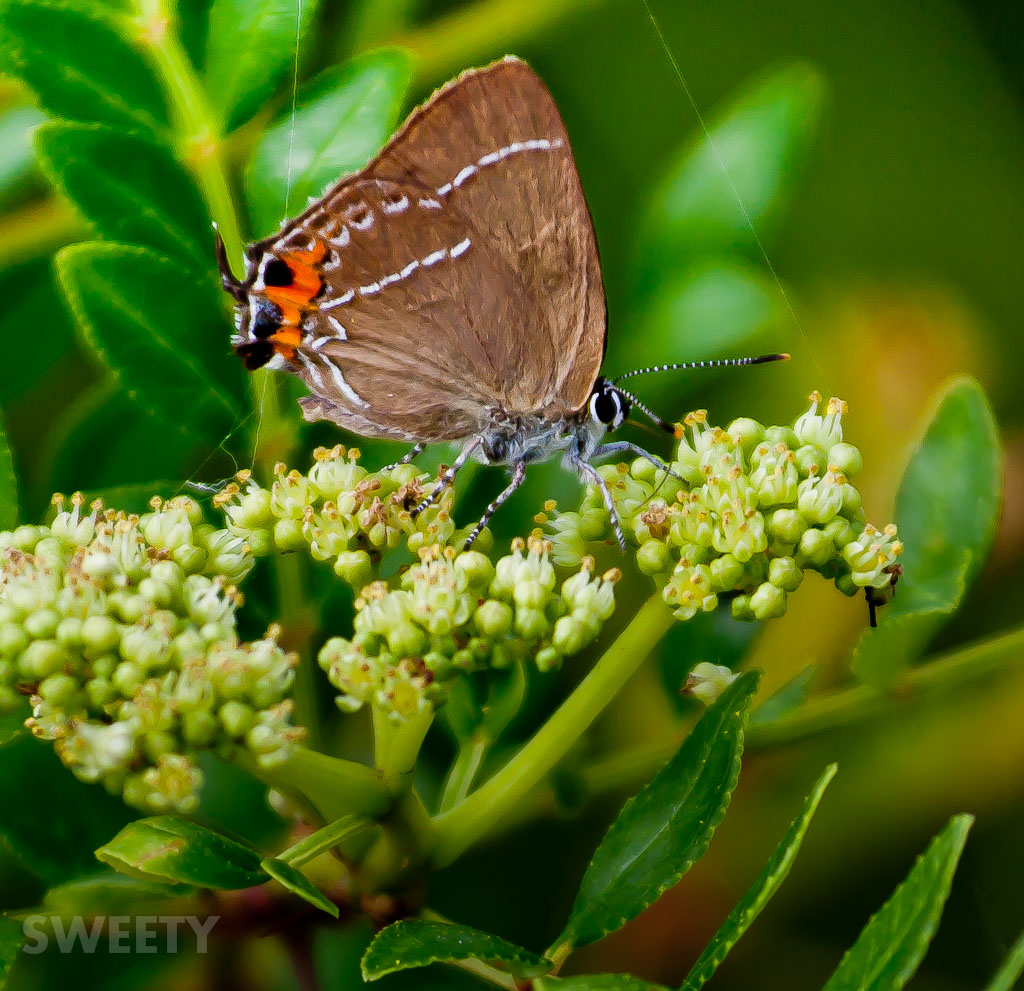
left=431, top=593, right=674, bottom=866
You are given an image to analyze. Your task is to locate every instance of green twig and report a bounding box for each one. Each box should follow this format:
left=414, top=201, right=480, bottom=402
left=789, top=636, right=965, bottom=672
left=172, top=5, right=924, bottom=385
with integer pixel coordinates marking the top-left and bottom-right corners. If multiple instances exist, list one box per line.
left=431, top=593, right=674, bottom=867
left=373, top=705, right=434, bottom=794
left=278, top=813, right=373, bottom=867
left=438, top=735, right=489, bottom=814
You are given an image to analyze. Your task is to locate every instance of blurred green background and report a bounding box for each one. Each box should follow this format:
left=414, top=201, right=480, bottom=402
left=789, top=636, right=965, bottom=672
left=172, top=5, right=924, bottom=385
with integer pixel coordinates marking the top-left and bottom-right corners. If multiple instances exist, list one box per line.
left=0, top=0, right=1022, bottom=987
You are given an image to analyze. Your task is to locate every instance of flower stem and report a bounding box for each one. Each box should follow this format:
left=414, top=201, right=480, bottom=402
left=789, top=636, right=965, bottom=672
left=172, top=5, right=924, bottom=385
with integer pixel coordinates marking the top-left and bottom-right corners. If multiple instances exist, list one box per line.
left=431, top=593, right=674, bottom=867
left=438, top=735, right=488, bottom=814
left=278, top=813, right=372, bottom=867
left=373, top=705, right=434, bottom=794
left=129, top=0, right=245, bottom=273
left=245, top=747, right=391, bottom=824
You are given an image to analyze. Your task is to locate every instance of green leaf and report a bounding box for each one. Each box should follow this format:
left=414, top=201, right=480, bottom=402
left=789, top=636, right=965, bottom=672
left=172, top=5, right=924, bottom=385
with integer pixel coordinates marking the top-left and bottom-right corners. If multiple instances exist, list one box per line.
left=204, top=0, right=323, bottom=131
left=39, top=873, right=190, bottom=916
left=244, top=48, right=413, bottom=237
left=535, top=977, right=668, bottom=991
left=853, top=376, right=1001, bottom=685
left=749, top=663, right=817, bottom=728
left=986, top=927, right=1024, bottom=991
left=680, top=763, right=836, bottom=989
left=0, top=735, right=133, bottom=884
left=637, top=61, right=825, bottom=273
left=55, top=242, right=243, bottom=440
left=261, top=858, right=338, bottom=917
left=556, top=670, right=760, bottom=950
left=0, top=0, right=168, bottom=134
left=361, top=920, right=551, bottom=982
left=96, top=816, right=268, bottom=889
left=0, top=915, right=22, bottom=987
left=822, top=814, right=972, bottom=991
left=0, top=105, right=45, bottom=209
left=35, top=122, right=211, bottom=269
left=0, top=407, right=17, bottom=529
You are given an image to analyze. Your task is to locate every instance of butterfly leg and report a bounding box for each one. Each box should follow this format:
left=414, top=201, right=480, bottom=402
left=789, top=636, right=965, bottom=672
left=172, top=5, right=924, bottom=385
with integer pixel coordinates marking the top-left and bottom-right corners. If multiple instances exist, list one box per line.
left=592, top=441, right=689, bottom=486
left=574, top=458, right=628, bottom=553
left=462, top=460, right=528, bottom=550
left=382, top=442, right=425, bottom=473
left=412, top=437, right=483, bottom=518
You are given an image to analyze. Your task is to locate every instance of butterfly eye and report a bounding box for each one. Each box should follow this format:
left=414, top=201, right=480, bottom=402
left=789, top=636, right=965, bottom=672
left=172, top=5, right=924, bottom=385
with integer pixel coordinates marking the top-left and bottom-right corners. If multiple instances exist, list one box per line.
left=590, top=385, right=625, bottom=429
left=250, top=302, right=282, bottom=339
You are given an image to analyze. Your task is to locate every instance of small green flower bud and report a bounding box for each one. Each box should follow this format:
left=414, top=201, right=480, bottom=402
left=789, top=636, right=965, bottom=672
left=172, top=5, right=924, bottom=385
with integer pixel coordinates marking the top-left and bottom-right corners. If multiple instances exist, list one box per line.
left=245, top=529, right=275, bottom=557
left=474, top=600, right=513, bottom=638
left=828, top=442, right=863, bottom=477
left=552, top=614, right=595, bottom=655
left=768, top=556, right=803, bottom=592
left=731, top=594, right=755, bottom=621
left=0, top=623, right=28, bottom=658
left=0, top=686, right=23, bottom=713
left=81, top=615, right=121, bottom=657
left=794, top=444, right=824, bottom=477
left=727, top=417, right=766, bottom=455
left=219, top=700, right=256, bottom=738
left=765, top=425, right=799, bottom=450
left=38, top=673, right=79, bottom=706
left=112, top=661, right=145, bottom=697
left=454, top=550, right=494, bottom=588
left=23, top=608, right=60, bottom=640
left=766, top=507, right=807, bottom=545
left=637, top=539, right=672, bottom=575
left=535, top=646, right=562, bottom=672
left=514, top=606, right=550, bottom=640
left=273, top=517, right=307, bottom=552
left=750, top=581, right=787, bottom=620
left=55, top=617, right=84, bottom=649
left=384, top=621, right=428, bottom=659
left=823, top=517, right=857, bottom=551
left=834, top=573, right=859, bottom=596
left=86, top=677, right=117, bottom=709
left=710, top=554, right=745, bottom=592
left=20, top=640, right=68, bottom=679
left=798, top=527, right=834, bottom=567
left=182, top=709, right=219, bottom=746
left=685, top=662, right=739, bottom=705
left=334, top=550, right=373, bottom=588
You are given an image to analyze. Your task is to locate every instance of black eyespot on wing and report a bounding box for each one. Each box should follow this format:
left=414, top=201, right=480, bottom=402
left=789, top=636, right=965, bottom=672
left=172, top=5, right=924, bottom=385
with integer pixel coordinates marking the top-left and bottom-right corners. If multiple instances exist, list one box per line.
left=263, top=259, right=294, bottom=287
left=236, top=340, right=274, bottom=370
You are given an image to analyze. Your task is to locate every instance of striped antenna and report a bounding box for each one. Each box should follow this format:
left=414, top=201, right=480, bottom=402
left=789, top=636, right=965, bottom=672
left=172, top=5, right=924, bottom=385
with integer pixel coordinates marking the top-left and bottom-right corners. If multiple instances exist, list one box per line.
left=612, top=352, right=790, bottom=385
left=614, top=385, right=679, bottom=435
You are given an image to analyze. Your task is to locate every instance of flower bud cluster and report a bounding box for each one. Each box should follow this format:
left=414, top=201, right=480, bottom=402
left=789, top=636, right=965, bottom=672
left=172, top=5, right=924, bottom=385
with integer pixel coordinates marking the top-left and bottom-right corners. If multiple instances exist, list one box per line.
left=319, top=538, right=619, bottom=721
left=545, top=394, right=902, bottom=623
left=215, top=447, right=459, bottom=588
left=0, top=494, right=302, bottom=813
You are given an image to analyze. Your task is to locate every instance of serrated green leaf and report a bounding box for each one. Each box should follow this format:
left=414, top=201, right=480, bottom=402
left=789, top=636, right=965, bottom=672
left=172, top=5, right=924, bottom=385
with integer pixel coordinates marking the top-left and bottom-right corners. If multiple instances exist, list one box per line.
left=556, top=670, right=761, bottom=950
left=55, top=242, right=243, bottom=440
left=749, top=663, right=817, bottom=728
left=681, top=763, right=836, bottom=990
left=637, top=61, right=825, bottom=273
left=361, top=920, right=551, bottom=982
left=244, top=48, right=413, bottom=237
left=260, top=858, right=338, bottom=917
left=0, top=915, right=22, bottom=987
left=204, top=0, right=323, bottom=131
left=822, top=814, right=972, bottom=991
left=96, top=816, right=267, bottom=890
left=0, top=407, right=17, bottom=529
left=0, top=735, right=133, bottom=884
left=35, top=122, right=211, bottom=268
left=985, top=927, right=1024, bottom=991
left=853, top=376, right=1001, bottom=685
left=535, top=976, right=668, bottom=991
left=0, top=105, right=44, bottom=209
left=0, top=0, right=168, bottom=134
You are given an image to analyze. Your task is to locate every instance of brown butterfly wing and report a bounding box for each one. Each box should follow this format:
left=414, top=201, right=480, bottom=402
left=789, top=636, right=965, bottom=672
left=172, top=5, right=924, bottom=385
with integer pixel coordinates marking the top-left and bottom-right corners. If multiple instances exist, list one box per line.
left=249, top=57, right=605, bottom=441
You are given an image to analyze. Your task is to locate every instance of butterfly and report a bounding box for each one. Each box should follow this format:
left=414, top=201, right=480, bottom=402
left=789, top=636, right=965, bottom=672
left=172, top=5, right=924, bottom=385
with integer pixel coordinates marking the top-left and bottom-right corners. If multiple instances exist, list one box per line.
left=218, top=56, right=784, bottom=550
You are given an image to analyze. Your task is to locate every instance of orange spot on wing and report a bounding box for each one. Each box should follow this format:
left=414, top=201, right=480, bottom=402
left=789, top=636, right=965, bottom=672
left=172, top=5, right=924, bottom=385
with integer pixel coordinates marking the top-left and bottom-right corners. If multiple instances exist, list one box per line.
left=273, top=327, right=302, bottom=349
left=265, top=242, right=326, bottom=311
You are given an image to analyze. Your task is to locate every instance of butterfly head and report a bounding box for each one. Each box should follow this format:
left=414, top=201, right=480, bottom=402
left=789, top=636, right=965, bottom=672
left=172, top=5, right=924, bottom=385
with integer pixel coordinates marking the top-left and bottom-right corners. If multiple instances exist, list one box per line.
left=588, top=378, right=630, bottom=432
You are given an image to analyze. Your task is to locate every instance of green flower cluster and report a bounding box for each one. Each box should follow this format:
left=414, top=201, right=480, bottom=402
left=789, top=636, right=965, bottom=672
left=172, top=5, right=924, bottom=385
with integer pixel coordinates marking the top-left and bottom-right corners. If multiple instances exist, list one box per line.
left=215, top=446, right=460, bottom=587
left=319, top=538, right=619, bottom=722
left=0, top=493, right=303, bottom=813
left=545, top=393, right=903, bottom=622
